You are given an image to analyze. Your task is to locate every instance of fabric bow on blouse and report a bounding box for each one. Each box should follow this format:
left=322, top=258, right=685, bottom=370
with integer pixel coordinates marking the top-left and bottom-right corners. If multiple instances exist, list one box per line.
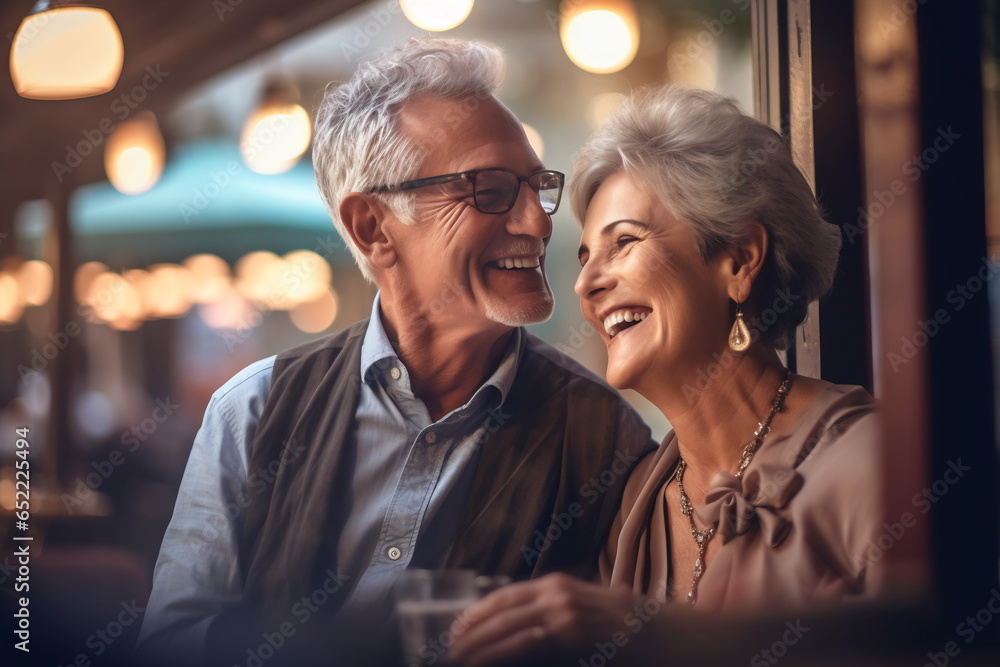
left=694, top=463, right=804, bottom=547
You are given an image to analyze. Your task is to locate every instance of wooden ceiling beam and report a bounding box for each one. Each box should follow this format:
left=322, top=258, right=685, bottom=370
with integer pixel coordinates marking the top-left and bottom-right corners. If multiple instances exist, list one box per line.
left=0, top=0, right=365, bottom=228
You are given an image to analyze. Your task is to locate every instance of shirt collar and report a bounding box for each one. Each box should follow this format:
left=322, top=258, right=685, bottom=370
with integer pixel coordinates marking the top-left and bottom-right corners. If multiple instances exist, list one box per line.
left=359, top=292, right=523, bottom=409
left=360, top=292, right=399, bottom=383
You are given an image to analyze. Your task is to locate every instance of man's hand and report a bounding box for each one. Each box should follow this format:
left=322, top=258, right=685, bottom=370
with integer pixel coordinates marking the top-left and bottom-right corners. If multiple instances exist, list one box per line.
left=449, top=573, right=641, bottom=666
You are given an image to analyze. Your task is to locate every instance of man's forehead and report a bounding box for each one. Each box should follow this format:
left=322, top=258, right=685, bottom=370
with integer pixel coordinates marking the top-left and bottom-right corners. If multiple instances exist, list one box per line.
left=396, top=94, right=539, bottom=172
left=397, top=94, right=513, bottom=134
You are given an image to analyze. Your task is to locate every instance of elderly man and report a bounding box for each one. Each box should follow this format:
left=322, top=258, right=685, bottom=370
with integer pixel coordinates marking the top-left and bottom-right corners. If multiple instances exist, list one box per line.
left=137, top=38, right=653, bottom=665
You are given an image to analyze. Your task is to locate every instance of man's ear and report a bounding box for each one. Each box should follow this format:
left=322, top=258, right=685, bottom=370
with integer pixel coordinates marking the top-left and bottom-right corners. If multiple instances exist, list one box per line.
left=725, top=221, right=769, bottom=302
left=338, top=193, right=397, bottom=270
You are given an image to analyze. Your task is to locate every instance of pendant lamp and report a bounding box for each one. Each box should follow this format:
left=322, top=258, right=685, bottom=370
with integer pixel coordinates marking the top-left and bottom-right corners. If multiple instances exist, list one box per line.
left=9, top=0, right=124, bottom=100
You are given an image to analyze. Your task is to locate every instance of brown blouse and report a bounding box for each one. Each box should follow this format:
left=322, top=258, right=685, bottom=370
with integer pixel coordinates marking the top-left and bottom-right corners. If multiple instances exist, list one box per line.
left=600, top=383, right=882, bottom=611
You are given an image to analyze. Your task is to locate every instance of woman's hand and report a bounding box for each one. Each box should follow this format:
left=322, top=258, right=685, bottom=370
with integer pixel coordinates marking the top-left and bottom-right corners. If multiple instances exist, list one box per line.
left=449, top=573, right=643, bottom=666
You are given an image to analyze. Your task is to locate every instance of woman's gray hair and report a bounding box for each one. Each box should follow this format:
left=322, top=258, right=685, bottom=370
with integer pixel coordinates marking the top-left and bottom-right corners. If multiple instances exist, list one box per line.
left=570, top=85, right=842, bottom=349
left=312, top=38, right=505, bottom=282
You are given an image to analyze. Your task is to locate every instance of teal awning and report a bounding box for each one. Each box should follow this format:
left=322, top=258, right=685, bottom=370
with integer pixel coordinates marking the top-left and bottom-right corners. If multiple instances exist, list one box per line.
left=70, top=140, right=348, bottom=266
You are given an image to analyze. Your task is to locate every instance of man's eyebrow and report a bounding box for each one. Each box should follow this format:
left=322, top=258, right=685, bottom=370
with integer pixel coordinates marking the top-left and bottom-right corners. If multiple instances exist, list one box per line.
left=578, top=219, right=651, bottom=260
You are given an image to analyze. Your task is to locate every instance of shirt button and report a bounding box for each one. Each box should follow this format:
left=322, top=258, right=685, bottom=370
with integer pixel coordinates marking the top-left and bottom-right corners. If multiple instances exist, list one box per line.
left=425, top=431, right=437, bottom=444
left=387, top=546, right=402, bottom=561
left=390, top=367, right=401, bottom=380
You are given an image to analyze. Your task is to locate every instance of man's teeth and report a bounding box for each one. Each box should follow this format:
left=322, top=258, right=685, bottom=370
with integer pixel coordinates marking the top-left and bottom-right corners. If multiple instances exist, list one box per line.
left=494, top=257, right=540, bottom=269
left=603, top=310, right=649, bottom=336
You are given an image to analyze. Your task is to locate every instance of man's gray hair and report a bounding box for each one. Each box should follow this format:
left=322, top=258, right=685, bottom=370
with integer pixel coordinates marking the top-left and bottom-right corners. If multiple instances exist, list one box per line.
left=312, top=38, right=506, bottom=282
left=570, top=85, right=842, bottom=349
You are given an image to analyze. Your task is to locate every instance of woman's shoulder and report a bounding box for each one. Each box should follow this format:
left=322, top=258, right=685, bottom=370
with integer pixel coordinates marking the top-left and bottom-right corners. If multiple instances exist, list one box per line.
left=617, top=433, right=679, bottom=513
left=766, top=377, right=878, bottom=469
left=788, top=375, right=877, bottom=424
left=773, top=379, right=882, bottom=543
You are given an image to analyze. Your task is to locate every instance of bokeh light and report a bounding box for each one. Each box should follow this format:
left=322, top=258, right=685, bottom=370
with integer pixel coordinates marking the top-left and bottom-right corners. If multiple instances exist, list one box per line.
left=521, top=123, right=545, bottom=161
left=184, top=254, right=232, bottom=304
left=400, top=0, right=474, bottom=32
left=17, top=259, right=53, bottom=306
left=0, top=272, right=24, bottom=324
left=560, top=2, right=639, bottom=74
left=147, top=264, right=195, bottom=318
left=290, top=288, right=339, bottom=334
left=586, top=92, right=625, bottom=129
left=75, top=261, right=109, bottom=303
left=105, top=111, right=166, bottom=195
left=240, top=104, right=312, bottom=175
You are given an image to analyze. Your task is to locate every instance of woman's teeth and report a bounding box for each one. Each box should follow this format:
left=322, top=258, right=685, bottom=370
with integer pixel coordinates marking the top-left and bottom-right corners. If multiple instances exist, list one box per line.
left=604, top=310, right=649, bottom=337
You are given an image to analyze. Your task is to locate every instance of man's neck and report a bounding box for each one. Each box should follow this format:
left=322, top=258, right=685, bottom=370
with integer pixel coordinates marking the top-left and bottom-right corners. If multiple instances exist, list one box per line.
left=378, top=296, right=514, bottom=422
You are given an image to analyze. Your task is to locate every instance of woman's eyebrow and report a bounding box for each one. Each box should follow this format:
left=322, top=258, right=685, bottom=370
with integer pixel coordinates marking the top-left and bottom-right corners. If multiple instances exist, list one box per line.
left=578, top=219, right=651, bottom=260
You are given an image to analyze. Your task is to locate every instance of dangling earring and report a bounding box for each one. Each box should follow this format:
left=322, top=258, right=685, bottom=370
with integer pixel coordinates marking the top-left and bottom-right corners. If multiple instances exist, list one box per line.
left=729, top=301, right=751, bottom=352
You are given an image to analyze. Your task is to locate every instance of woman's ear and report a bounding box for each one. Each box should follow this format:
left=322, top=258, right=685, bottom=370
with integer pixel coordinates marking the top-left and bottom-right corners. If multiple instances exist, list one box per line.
left=338, top=193, right=397, bottom=270
left=726, top=221, right=769, bottom=302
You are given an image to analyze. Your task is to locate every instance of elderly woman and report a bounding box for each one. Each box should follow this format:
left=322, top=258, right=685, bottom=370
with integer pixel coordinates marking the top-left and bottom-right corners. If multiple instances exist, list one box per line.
left=450, top=85, right=881, bottom=665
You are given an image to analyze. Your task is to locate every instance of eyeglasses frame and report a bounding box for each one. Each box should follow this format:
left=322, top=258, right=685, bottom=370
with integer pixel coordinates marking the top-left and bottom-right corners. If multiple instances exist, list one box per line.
left=367, top=167, right=565, bottom=215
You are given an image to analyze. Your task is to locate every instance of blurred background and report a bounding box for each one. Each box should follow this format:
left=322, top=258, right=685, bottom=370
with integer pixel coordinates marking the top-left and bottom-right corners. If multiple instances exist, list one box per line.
left=0, top=0, right=997, bottom=664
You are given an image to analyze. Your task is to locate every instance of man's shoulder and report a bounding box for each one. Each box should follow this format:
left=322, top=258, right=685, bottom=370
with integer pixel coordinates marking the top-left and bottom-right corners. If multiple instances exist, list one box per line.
left=520, top=331, right=622, bottom=399
left=209, top=320, right=370, bottom=408
left=213, top=356, right=277, bottom=404
left=275, top=319, right=369, bottom=365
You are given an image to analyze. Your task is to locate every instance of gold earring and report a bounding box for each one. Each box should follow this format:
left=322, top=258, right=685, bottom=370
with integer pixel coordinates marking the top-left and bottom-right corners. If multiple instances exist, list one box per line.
left=729, top=301, right=750, bottom=352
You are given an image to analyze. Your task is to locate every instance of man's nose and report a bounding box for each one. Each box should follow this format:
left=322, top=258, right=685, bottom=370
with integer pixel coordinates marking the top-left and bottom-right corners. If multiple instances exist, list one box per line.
left=504, top=183, right=552, bottom=240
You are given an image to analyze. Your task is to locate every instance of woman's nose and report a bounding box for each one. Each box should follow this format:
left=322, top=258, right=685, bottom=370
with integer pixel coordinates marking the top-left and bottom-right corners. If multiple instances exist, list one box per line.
left=575, top=255, right=612, bottom=299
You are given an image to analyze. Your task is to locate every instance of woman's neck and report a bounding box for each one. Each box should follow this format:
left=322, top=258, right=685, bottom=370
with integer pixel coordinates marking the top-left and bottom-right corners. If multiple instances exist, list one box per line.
left=655, top=347, right=790, bottom=488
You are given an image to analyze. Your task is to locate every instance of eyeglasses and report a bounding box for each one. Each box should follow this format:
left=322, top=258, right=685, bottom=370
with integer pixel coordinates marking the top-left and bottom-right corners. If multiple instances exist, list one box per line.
left=368, top=167, right=565, bottom=215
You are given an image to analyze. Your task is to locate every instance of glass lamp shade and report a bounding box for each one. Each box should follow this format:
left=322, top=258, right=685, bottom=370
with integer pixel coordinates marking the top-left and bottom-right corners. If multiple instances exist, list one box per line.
left=9, top=3, right=124, bottom=100
left=559, top=0, right=639, bottom=74
left=240, top=81, right=312, bottom=175
left=104, top=111, right=165, bottom=195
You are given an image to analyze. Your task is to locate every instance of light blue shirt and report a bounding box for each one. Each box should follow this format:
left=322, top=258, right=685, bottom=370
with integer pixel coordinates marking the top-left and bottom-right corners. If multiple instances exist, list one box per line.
left=137, top=294, right=522, bottom=653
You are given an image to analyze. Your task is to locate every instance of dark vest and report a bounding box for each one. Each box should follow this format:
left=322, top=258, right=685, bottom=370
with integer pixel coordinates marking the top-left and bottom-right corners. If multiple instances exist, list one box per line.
left=235, top=321, right=651, bottom=651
